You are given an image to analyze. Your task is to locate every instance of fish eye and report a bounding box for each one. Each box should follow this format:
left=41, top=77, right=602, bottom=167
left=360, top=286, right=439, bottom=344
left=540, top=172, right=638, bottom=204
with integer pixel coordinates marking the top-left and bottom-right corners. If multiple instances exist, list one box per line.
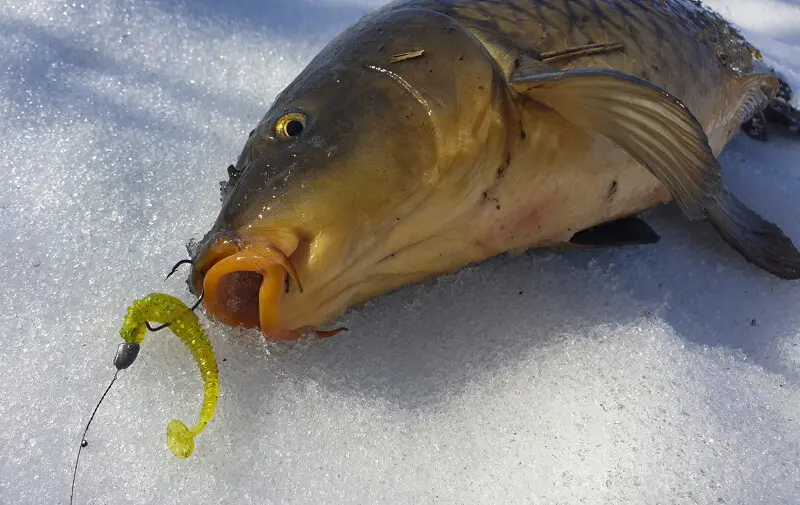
left=275, top=112, right=307, bottom=140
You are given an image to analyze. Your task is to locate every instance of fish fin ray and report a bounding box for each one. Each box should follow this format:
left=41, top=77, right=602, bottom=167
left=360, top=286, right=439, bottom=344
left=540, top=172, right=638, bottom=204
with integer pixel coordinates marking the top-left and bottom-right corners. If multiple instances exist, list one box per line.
left=742, top=71, right=800, bottom=140
left=708, top=189, right=800, bottom=279
left=733, top=74, right=775, bottom=127
left=510, top=67, right=720, bottom=220
left=763, top=104, right=800, bottom=136
left=512, top=67, right=800, bottom=279
left=569, top=216, right=660, bottom=247
left=512, top=55, right=558, bottom=77
left=741, top=110, right=768, bottom=141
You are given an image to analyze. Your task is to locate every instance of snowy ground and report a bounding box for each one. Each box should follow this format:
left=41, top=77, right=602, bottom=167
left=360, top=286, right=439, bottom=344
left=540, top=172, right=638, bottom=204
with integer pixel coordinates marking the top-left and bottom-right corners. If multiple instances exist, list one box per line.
left=1, top=0, right=799, bottom=504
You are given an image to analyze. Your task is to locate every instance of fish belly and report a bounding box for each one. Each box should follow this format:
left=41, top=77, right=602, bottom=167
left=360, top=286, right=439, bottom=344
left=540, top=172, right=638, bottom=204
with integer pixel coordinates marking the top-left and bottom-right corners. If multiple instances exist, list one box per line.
left=468, top=107, right=670, bottom=257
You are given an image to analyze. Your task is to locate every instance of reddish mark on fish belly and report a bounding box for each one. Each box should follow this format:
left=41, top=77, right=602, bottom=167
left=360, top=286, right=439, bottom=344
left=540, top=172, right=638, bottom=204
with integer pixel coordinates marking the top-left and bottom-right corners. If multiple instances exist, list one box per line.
left=482, top=196, right=560, bottom=251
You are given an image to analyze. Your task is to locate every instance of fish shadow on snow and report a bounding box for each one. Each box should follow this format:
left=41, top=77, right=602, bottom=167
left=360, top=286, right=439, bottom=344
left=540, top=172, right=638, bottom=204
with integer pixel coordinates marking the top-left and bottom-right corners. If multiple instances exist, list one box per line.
left=218, top=132, right=800, bottom=421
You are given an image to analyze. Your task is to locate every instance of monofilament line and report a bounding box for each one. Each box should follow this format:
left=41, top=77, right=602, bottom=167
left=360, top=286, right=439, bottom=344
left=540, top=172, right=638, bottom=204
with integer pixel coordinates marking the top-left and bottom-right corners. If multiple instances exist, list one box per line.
left=70, top=369, right=119, bottom=505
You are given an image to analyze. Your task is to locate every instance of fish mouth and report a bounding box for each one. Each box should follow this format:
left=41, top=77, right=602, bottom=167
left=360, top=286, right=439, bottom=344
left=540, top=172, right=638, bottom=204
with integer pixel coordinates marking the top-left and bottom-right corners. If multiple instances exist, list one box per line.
left=190, top=233, right=304, bottom=340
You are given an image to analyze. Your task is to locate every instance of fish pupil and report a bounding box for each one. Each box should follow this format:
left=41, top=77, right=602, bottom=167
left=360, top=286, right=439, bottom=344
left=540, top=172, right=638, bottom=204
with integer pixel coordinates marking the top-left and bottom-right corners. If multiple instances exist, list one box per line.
left=285, top=120, right=304, bottom=137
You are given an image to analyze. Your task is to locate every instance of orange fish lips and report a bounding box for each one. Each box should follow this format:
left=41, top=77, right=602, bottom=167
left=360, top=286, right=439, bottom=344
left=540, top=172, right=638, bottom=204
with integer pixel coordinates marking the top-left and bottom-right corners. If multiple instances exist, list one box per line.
left=190, top=234, right=305, bottom=340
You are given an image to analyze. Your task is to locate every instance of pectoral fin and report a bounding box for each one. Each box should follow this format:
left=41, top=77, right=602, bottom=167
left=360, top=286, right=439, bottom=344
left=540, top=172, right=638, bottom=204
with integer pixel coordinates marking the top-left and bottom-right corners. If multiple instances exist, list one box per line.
left=569, top=216, right=660, bottom=247
left=510, top=66, right=720, bottom=221
left=511, top=66, right=800, bottom=280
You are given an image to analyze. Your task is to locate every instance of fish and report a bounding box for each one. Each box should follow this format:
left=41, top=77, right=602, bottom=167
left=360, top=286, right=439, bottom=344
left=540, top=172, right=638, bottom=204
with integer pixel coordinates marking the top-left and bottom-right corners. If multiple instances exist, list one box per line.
left=186, top=0, right=800, bottom=340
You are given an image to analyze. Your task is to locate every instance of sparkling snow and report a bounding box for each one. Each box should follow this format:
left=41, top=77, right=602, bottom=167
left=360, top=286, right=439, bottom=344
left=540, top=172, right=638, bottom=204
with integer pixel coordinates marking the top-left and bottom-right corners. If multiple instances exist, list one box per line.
left=0, top=0, right=798, bottom=504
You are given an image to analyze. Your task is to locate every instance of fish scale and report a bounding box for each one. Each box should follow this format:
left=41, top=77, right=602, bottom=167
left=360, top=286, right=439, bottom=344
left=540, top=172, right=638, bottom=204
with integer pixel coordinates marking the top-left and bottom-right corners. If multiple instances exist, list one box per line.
left=382, top=0, right=754, bottom=130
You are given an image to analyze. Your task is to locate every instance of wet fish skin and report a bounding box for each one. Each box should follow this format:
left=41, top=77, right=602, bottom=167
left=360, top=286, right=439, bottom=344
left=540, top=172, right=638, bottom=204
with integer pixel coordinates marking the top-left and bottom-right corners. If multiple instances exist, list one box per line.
left=189, top=8, right=518, bottom=335
left=187, top=0, right=799, bottom=338
left=380, top=0, right=760, bottom=152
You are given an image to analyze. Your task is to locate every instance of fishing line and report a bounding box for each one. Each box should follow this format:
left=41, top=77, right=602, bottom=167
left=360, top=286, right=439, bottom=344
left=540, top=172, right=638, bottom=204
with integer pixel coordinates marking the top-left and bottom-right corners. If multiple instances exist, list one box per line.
left=69, top=370, right=117, bottom=505
left=70, top=342, right=140, bottom=505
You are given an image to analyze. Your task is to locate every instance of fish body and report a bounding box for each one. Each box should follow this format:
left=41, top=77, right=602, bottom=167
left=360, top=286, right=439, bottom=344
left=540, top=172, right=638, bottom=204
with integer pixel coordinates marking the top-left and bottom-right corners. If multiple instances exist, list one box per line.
left=188, top=0, right=800, bottom=339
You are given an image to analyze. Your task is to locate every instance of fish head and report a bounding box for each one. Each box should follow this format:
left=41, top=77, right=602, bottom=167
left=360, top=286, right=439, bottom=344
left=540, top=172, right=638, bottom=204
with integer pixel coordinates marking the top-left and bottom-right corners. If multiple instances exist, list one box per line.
left=189, top=8, right=515, bottom=338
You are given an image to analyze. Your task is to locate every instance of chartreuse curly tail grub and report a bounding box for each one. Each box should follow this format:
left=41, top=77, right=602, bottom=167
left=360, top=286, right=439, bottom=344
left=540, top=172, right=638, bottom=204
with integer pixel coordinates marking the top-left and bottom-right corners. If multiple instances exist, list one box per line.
left=70, top=292, right=219, bottom=505
left=119, top=293, right=220, bottom=459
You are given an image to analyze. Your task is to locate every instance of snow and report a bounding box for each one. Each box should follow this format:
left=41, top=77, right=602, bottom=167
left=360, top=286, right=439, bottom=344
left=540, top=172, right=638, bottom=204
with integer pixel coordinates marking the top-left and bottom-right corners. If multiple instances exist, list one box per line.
left=0, top=0, right=798, bottom=504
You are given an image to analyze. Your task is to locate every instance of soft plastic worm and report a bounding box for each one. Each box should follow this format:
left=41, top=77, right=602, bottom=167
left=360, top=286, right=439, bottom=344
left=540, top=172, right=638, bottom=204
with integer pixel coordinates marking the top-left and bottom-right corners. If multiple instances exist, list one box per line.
left=119, top=293, right=220, bottom=459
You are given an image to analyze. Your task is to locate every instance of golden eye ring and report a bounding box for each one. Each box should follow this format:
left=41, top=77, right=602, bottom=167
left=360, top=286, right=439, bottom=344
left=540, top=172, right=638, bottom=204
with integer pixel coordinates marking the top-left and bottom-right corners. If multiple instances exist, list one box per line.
left=275, top=112, right=307, bottom=140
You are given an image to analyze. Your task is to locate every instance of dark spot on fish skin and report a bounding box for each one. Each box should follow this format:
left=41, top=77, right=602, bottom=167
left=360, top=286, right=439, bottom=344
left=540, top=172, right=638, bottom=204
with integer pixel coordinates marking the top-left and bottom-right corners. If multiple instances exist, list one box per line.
left=481, top=191, right=501, bottom=209
left=478, top=85, right=484, bottom=90
left=459, top=55, right=464, bottom=61
left=609, top=180, right=618, bottom=199
left=520, top=130, right=526, bottom=140
left=497, top=154, right=510, bottom=179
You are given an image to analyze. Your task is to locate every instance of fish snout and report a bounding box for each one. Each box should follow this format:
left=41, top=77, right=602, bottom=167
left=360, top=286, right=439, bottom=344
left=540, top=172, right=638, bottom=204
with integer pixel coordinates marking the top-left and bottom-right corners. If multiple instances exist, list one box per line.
left=189, top=230, right=303, bottom=340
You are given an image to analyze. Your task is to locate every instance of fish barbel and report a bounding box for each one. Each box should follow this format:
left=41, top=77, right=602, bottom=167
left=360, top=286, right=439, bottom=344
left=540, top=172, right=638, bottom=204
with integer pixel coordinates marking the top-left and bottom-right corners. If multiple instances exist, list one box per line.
left=186, top=0, right=800, bottom=340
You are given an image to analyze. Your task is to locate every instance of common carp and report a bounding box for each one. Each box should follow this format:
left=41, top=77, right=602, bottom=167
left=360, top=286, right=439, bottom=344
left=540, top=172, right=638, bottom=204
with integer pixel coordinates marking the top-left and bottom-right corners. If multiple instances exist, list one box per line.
left=186, top=0, right=800, bottom=340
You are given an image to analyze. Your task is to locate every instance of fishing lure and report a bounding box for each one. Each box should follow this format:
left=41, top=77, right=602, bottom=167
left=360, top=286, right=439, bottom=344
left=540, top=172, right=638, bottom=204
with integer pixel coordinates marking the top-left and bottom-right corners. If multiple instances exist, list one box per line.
left=70, top=292, right=220, bottom=504
left=118, top=293, right=220, bottom=458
